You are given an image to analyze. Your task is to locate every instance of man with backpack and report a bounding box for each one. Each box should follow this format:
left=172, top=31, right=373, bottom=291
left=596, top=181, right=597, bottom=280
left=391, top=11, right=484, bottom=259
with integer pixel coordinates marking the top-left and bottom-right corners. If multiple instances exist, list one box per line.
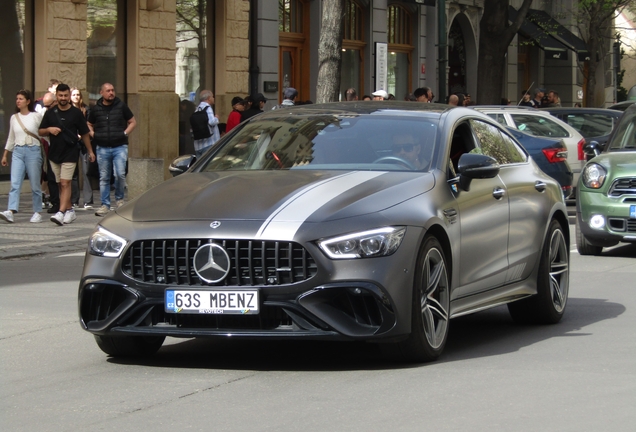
left=191, top=90, right=220, bottom=157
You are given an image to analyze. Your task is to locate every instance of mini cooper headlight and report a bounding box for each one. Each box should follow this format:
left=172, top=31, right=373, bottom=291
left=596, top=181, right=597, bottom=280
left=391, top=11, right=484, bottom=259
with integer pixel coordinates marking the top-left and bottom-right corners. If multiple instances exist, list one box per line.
left=318, top=227, right=406, bottom=259
left=89, top=227, right=128, bottom=257
left=582, top=163, right=607, bottom=189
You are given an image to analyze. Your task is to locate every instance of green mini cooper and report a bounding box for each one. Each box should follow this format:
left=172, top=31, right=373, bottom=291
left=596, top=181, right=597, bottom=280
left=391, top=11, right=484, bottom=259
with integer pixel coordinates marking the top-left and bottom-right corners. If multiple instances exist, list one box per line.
left=577, top=105, right=636, bottom=255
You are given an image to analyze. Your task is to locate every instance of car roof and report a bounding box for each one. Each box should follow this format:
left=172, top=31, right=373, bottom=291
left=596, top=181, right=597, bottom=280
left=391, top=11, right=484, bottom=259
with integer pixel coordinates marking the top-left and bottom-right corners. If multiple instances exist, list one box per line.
left=540, top=107, right=622, bottom=116
left=471, top=105, right=536, bottom=111
left=608, top=101, right=636, bottom=111
left=254, top=101, right=489, bottom=119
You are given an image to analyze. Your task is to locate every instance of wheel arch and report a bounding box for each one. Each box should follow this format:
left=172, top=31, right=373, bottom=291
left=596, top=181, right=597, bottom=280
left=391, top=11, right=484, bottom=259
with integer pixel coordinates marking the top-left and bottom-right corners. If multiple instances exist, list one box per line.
left=551, top=209, right=570, bottom=250
left=423, top=223, right=453, bottom=285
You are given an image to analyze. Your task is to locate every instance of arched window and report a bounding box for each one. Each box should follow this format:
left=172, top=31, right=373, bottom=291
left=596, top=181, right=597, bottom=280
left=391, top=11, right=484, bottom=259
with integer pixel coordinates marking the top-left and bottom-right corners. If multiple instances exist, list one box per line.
left=341, top=0, right=365, bottom=100
left=387, top=5, right=413, bottom=99
left=279, top=0, right=309, bottom=102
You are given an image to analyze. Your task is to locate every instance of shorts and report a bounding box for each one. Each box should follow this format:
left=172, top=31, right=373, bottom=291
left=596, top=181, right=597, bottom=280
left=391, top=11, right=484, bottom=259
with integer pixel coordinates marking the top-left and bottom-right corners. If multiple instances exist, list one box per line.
left=49, top=161, right=77, bottom=183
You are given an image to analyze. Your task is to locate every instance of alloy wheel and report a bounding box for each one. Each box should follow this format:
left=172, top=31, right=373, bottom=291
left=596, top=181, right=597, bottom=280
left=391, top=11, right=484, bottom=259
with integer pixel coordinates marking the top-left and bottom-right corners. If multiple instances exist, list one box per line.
left=420, top=247, right=449, bottom=349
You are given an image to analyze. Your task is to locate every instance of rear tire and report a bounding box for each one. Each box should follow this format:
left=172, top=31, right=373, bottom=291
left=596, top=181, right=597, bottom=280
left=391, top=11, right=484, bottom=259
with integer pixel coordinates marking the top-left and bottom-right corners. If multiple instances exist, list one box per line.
left=94, top=335, right=165, bottom=357
left=509, top=219, right=569, bottom=324
left=390, top=236, right=450, bottom=362
left=575, top=218, right=603, bottom=256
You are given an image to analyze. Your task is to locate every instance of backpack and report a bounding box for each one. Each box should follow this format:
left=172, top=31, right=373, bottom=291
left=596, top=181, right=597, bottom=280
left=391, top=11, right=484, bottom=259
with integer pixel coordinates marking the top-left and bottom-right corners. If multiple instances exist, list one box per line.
left=190, top=106, right=212, bottom=140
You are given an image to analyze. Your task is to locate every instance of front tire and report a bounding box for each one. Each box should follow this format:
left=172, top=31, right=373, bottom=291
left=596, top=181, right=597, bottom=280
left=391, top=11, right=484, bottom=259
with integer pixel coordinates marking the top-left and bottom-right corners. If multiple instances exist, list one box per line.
left=509, top=219, right=569, bottom=324
left=575, top=218, right=603, bottom=256
left=94, top=335, right=165, bottom=357
left=392, top=236, right=450, bottom=362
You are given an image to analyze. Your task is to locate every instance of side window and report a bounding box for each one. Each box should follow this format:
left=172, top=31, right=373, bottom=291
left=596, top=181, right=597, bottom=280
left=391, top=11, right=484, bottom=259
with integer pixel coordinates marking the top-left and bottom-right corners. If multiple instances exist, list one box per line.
left=486, top=113, right=507, bottom=126
left=510, top=114, right=569, bottom=138
left=469, top=120, right=525, bottom=165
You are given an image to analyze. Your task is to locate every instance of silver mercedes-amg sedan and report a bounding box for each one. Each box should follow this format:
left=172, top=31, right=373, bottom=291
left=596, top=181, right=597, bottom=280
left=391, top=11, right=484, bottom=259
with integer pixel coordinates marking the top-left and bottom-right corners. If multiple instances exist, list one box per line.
left=79, top=102, right=570, bottom=362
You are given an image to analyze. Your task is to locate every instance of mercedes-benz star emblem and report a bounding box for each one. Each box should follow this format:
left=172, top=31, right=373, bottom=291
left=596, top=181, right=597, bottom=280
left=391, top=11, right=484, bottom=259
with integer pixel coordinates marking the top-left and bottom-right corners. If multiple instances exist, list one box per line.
left=193, top=243, right=231, bottom=283
left=210, top=221, right=221, bottom=229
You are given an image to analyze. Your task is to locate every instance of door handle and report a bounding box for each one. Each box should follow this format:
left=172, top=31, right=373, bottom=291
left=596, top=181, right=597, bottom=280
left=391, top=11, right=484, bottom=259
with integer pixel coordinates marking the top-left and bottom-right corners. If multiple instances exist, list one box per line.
left=535, top=181, right=547, bottom=192
left=492, top=187, right=505, bottom=199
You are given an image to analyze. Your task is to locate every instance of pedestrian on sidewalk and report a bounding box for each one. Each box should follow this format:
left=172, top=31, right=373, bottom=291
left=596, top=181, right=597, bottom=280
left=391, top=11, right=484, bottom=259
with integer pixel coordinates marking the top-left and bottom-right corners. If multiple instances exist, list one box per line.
left=71, top=87, right=94, bottom=208
left=87, top=83, right=136, bottom=217
left=0, top=90, right=44, bottom=224
left=38, top=83, right=95, bottom=226
left=225, top=96, right=245, bottom=133
left=190, top=89, right=220, bottom=157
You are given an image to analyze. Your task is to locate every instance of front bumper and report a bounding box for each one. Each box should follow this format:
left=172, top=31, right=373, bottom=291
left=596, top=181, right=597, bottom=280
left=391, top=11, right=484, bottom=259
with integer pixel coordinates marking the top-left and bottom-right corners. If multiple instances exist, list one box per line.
left=78, top=229, right=423, bottom=341
left=577, top=189, right=636, bottom=245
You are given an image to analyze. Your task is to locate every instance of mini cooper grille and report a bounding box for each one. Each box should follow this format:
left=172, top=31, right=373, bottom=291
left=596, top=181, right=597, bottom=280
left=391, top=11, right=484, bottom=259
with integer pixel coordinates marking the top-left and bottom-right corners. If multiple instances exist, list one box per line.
left=608, top=178, right=636, bottom=197
left=121, top=239, right=317, bottom=286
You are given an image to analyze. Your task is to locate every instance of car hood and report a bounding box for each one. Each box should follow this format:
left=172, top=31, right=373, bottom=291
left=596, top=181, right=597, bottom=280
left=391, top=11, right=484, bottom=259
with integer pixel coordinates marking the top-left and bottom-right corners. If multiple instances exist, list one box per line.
left=592, top=151, right=636, bottom=175
left=116, top=170, right=434, bottom=224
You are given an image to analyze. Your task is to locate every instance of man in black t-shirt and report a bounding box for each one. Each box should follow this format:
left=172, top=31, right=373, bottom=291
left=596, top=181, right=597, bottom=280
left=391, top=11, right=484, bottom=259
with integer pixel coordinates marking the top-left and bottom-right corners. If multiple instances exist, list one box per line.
left=39, top=84, right=95, bottom=225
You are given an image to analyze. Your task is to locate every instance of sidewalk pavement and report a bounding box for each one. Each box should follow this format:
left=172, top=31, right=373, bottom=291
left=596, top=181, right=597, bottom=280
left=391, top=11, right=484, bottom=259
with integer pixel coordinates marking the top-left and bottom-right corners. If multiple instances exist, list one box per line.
left=0, top=188, right=100, bottom=260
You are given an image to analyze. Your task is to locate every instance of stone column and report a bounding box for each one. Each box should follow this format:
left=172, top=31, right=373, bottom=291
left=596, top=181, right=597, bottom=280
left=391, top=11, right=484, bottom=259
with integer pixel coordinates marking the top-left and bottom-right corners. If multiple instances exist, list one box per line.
left=35, top=0, right=88, bottom=94
left=214, top=0, right=251, bottom=123
left=127, top=0, right=179, bottom=182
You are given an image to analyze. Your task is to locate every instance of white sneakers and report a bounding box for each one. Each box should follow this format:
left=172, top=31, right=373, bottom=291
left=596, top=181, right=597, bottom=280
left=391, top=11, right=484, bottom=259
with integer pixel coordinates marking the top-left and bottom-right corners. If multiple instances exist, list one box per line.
left=1, top=211, right=43, bottom=223
left=63, top=210, right=77, bottom=224
left=2, top=210, right=72, bottom=224
left=50, top=211, right=65, bottom=225
left=0, top=210, right=14, bottom=223
left=116, top=199, right=125, bottom=208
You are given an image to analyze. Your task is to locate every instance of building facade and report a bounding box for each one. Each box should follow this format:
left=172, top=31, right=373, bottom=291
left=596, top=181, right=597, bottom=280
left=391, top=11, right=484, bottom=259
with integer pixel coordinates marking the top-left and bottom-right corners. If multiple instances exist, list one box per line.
left=1, top=0, right=620, bottom=179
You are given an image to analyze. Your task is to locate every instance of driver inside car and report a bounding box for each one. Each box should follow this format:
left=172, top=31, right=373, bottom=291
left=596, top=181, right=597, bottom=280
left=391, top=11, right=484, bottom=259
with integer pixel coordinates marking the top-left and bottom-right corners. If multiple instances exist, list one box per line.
left=392, top=133, right=425, bottom=169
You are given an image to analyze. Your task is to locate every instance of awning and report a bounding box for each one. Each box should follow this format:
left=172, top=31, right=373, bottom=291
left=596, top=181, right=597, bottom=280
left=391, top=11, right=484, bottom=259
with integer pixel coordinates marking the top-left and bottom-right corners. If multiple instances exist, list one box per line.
left=509, top=6, right=568, bottom=61
left=525, top=9, right=591, bottom=62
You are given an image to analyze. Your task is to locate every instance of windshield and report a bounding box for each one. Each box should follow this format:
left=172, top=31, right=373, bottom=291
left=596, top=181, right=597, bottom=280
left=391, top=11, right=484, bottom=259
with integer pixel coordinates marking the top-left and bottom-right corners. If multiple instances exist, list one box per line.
left=607, top=109, right=636, bottom=151
left=199, top=114, right=439, bottom=172
left=510, top=114, right=569, bottom=138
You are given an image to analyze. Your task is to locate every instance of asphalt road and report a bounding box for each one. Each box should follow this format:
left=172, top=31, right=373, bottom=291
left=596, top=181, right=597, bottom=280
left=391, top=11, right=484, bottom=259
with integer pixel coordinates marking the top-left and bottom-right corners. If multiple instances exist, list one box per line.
left=1, top=236, right=635, bottom=431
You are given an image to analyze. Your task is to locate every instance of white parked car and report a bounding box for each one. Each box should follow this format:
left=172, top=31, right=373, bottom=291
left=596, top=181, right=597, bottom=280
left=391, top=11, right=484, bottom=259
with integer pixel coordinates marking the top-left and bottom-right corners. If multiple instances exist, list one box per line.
left=472, top=106, right=586, bottom=186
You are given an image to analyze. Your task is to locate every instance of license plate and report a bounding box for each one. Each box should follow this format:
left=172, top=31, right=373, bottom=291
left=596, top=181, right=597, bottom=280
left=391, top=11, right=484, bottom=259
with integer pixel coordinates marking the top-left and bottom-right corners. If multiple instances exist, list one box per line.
left=165, top=289, right=259, bottom=314
left=631, top=205, right=636, bottom=219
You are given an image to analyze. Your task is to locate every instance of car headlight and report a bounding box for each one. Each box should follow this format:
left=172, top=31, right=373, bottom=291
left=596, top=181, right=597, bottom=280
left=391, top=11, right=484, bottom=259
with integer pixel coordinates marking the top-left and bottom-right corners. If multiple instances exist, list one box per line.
left=318, top=227, right=406, bottom=259
left=89, top=227, right=128, bottom=258
left=582, top=163, right=607, bottom=189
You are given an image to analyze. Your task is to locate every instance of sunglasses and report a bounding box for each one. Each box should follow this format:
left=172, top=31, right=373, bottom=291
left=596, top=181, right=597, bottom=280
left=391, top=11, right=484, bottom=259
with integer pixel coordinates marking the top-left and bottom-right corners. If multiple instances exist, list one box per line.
left=393, top=144, right=415, bottom=152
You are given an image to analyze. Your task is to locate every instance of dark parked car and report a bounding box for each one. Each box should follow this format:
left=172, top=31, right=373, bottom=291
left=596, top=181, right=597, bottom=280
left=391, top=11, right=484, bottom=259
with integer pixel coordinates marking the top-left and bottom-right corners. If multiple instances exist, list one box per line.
left=505, top=127, right=573, bottom=199
left=576, top=104, right=636, bottom=255
left=80, top=102, right=570, bottom=363
left=542, top=107, right=622, bottom=153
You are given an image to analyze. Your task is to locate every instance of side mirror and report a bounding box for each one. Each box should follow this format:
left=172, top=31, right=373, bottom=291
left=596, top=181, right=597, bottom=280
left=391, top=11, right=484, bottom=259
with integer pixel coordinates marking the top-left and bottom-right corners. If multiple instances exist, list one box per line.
left=457, top=153, right=500, bottom=191
left=169, top=154, right=196, bottom=177
left=583, top=141, right=601, bottom=159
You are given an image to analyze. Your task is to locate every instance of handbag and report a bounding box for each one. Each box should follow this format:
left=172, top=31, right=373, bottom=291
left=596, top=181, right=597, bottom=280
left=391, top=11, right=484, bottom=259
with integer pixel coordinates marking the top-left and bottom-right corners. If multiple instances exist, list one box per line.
left=15, top=114, right=47, bottom=173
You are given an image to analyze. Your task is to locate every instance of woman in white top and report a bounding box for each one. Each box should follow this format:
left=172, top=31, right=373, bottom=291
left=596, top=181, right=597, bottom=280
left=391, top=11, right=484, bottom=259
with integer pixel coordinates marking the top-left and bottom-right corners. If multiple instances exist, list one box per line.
left=0, top=90, right=44, bottom=223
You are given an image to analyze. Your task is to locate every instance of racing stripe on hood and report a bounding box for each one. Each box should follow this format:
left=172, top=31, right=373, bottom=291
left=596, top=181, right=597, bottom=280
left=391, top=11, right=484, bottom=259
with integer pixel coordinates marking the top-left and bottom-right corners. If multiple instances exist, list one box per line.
left=256, top=171, right=386, bottom=240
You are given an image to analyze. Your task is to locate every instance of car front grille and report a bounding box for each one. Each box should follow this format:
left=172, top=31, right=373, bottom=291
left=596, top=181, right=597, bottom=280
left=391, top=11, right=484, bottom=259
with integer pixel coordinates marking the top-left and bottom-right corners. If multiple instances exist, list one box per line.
left=121, top=239, right=318, bottom=286
left=608, top=177, right=636, bottom=197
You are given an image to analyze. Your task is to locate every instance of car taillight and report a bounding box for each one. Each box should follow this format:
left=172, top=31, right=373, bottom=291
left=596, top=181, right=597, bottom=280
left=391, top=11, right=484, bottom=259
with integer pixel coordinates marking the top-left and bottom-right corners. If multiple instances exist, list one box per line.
left=577, top=138, right=586, bottom=160
left=542, top=147, right=568, bottom=163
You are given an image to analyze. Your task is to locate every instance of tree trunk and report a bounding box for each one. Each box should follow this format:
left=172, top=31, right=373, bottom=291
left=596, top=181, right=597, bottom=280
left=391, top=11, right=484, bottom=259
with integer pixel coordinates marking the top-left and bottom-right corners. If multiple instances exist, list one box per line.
left=316, top=0, right=344, bottom=104
left=476, top=0, right=533, bottom=105
left=197, top=0, right=206, bottom=90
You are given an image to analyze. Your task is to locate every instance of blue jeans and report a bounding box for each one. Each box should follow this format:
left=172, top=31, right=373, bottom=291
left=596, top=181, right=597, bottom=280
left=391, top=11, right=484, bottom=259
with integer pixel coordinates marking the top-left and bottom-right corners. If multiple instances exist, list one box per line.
left=8, top=145, right=43, bottom=213
left=96, top=145, right=127, bottom=207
